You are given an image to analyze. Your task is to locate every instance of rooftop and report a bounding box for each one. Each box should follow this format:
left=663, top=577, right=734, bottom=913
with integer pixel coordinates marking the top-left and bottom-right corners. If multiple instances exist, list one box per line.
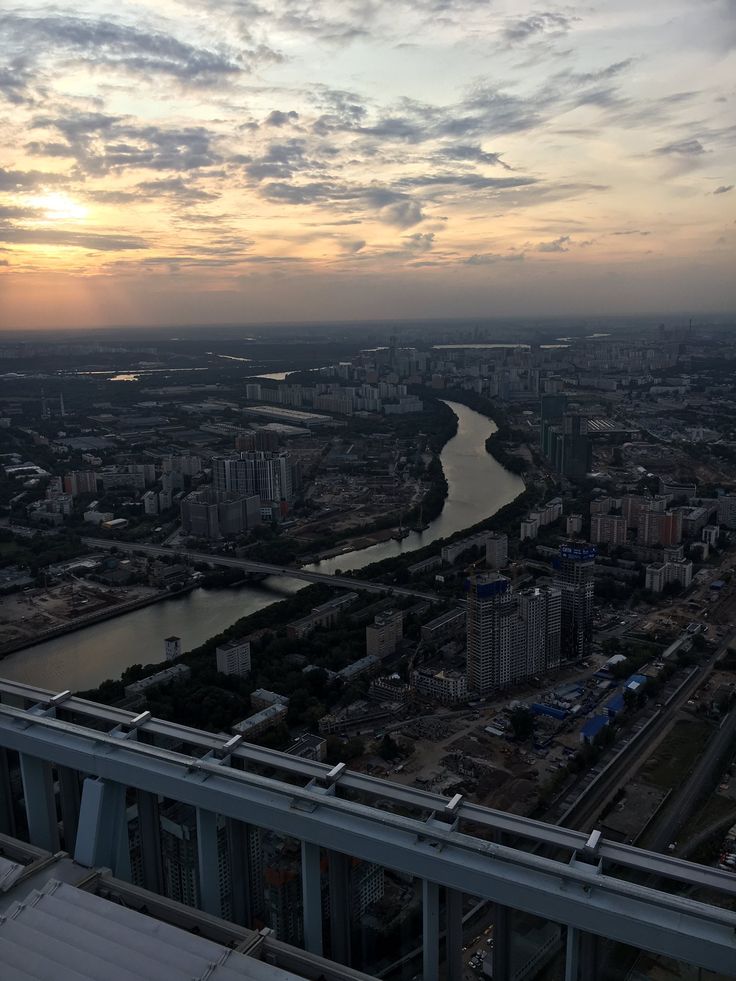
left=0, top=835, right=369, bottom=981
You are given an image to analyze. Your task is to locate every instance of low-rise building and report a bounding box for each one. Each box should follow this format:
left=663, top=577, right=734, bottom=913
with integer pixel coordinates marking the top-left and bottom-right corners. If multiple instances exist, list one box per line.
left=520, top=516, right=539, bottom=540
left=337, top=654, right=381, bottom=682
left=286, top=592, right=358, bottom=639
left=233, top=703, right=287, bottom=738
left=251, top=689, right=289, bottom=710
left=580, top=714, right=608, bottom=744
left=83, top=509, right=114, bottom=525
left=645, top=559, right=693, bottom=593
left=285, top=733, right=327, bottom=761
left=407, top=555, right=443, bottom=577
left=366, top=609, right=403, bottom=658
left=412, top=667, right=468, bottom=704
left=165, top=636, right=181, bottom=661
left=717, top=494, right=736, bottom=529
left=142, top=490, right=159, bottom=516
left=566, top=514, right=583, bottom=535
left=420, top=607, right=466, bottom=643
left=441, top=531, right=492, bottom=565
left=703, top=524, right=720, bottom=547
left=369, top=675, right=411, bottom=702
left=124, top=664, right=191, bottom=698
left=591, top=513, right=628, bottom=546
left=486, top=532, right=509, bottom=569
left=680, top=506, right=712, bottom=539
left=215, top=638, right=251, bottom=677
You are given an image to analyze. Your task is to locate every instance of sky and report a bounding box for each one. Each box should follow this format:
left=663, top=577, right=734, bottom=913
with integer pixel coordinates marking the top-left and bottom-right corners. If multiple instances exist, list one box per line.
left=0, top=0, right=734, bottom=329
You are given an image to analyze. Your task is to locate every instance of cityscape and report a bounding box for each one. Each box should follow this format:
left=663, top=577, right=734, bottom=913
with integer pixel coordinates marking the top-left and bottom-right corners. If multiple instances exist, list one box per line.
left=1, top=0, right=735, bottom=980
left=1, top=320, right=736, bottom=979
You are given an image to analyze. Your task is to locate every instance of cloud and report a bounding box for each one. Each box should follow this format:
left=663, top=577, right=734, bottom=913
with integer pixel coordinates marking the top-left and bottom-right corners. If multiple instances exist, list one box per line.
left=29, top=112, right=223, bottom=174
left=264, top=110, right=299, bottom=127
left=0, top=167, right=68, bottom=191
left=0, top=225, right=148, bottom=250
left=611, top=229, right=650, bottom=236
left=404, top=231, right=435, bottom=251
left=311, top=88, right=369, bottom=135
left=244, top=139, right=318, bottom=181
left=502, top=12, right=573, bottom=44
left=0, top=58, right=35, bottom=105
left=537, top=235, right=571, bottom=253
left=464, top=252, right=524, bottom=265
left=435, top=144, right=512, bottom=169
left=713, top=184, right=733, bottom=195
left=397, top=174, right=536, bottom=191
left=135, top=177, right=219, bottom=201
left=0, top=13, right=250, bottom=86
left=377, top=198, right=425, bottom=227
left=260, top=179, right=427, bottom=226
left=0, top=205, right=42, bottom=220
left=654, top=138, right=706, bottom=156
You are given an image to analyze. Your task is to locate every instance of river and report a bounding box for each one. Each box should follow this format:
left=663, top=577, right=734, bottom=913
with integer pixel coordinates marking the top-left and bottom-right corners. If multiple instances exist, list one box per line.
left=0, top=402, right=524, bottom=691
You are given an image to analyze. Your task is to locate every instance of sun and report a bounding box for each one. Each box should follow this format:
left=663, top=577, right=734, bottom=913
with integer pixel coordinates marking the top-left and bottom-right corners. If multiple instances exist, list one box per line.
left=29, top=192, right=88, bottom=222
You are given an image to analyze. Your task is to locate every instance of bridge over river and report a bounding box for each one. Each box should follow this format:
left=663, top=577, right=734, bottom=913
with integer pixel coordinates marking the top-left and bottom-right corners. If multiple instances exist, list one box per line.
left=81, top=537, right=442, bottom=604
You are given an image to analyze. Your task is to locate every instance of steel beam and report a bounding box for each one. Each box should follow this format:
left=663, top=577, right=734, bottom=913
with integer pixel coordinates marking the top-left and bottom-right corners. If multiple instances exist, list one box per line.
left=422, top=879, right=440, bottom=981
left=328, top=850, right=351, bottom=965
left=226, top=818, right=252, bottom=927
left=446, top=888, right=464, bottom=981
left=302, top=840, right=323, bottom=956
left=57, top=765, right=80, bottom=851
left=0, top=679, right=736, bottom=897
left=565, top=926, right=580, bottom=981
left=137, top=789, right=163, bottom=894
left=1, top=704, right=736, bottom=974
left=492, top=903, right=511, bottom=981
left=74, top=776, right=126, bottom=873
left=19, top=753, right=59, bottom=853
left=2, top=679, right=732, bottom=900
left=0, top=747, right=16, bottom=837
left=196, top=807, right=221, bottom=917
left=579, top=929, right=598, bottom=978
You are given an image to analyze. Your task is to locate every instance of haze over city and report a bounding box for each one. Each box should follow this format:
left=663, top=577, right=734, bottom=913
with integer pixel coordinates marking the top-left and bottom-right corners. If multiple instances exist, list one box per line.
left=4, top=3, right=736, bottom=973
left=0, top=0, right=734, bottom=329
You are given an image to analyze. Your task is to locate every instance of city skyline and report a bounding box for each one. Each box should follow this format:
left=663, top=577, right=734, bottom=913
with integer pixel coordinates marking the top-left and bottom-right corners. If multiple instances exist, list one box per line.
left=1, top=0, right=735, bottom=329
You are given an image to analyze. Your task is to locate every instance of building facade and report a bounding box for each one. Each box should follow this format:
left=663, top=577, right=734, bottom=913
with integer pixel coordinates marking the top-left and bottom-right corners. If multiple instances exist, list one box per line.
left=553, top=544, right=596, bottom=662
left=215, top=638, right=251, bottom=677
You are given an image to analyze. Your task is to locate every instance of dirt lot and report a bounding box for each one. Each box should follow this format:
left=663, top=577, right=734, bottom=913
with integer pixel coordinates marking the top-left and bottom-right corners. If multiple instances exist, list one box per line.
left=0, top=579, right=159, bottom=648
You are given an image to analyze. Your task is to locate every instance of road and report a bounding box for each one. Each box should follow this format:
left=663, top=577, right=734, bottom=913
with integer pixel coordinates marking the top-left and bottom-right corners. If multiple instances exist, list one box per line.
left=677, top=807, right=736, bottom=861
left=558, top=636, right=733, bottom=831
left=644, top=707, right=736, bottom=854
left=81, top=537, right=442, bottom=603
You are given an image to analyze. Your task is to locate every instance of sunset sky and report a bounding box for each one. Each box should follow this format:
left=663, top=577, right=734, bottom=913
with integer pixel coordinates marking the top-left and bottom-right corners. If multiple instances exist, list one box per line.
left=0, top=0, right=734, bottom=329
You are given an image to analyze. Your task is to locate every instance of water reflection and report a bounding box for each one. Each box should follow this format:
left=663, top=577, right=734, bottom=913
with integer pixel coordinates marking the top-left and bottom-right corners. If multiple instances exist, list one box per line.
left=0, top=401, right=523, bottom=690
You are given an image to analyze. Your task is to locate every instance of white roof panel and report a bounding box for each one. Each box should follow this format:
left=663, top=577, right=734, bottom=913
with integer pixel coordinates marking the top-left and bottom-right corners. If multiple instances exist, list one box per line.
left=0, top=880, right=305, bottom=981
left=0, top=855, right=23, bottom=893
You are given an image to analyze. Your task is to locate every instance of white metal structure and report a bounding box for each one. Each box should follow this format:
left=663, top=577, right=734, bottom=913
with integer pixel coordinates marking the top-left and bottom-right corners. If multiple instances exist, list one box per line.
left=1, top=678, right=735, bottom=980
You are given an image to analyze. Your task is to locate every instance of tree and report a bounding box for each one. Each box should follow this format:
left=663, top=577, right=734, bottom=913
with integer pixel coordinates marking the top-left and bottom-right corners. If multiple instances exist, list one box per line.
left=378, top=733, right=401, bottom=761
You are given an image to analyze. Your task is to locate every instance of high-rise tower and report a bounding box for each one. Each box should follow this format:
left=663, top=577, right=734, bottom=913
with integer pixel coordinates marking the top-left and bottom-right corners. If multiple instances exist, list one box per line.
left=466, top=573, right=517, bottom=695
left=553, top=544, right=596, bottom=661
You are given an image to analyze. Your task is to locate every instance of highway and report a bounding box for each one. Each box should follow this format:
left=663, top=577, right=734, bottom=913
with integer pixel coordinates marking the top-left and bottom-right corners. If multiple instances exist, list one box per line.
left=558, top=636, right=733, bottom=833
left=644, top=707, right=736, bottom=854
left=80, top=537, right=442, bottom=603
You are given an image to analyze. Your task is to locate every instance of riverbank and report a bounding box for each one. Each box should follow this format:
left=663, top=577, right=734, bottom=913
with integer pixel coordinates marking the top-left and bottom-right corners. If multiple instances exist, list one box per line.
left=240, top=398, right=458, bottom=564
left=1, top=401, right=525, bottom=692
left=0, top=584, right=198, bottom=659
left=413, top=386, right=530, bottom=476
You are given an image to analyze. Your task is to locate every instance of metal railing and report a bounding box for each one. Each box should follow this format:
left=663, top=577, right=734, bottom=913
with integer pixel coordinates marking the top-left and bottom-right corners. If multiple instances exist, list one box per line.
left=1, top=677, right=735, bottom=980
